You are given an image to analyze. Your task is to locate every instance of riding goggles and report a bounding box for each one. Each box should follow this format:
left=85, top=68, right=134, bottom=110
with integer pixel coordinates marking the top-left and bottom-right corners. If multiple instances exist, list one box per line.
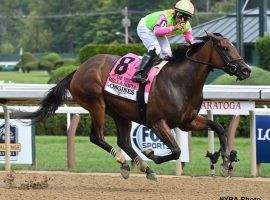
left=176, top=12, right=191, bottom=21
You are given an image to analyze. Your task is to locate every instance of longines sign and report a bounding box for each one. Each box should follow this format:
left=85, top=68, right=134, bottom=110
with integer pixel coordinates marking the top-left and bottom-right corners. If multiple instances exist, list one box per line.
left=0, top=119, right=33, bottom=164
left=255, top=115, right=270, bottom=163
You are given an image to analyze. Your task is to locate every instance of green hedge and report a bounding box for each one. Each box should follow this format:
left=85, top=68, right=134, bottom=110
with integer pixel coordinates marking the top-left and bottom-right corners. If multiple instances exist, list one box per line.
left=191, top=116, right=250, bottom=138
left=49, top=65, right=78, bottom=83
left=17, top=52, right=38, bottom=73
left=35, top=115, right=117, bottom=136
left=35, top=114, right=250, bottom=137
left=255, top=35, right=270, bottom=71
left=79, top=43, right=146, bottom=63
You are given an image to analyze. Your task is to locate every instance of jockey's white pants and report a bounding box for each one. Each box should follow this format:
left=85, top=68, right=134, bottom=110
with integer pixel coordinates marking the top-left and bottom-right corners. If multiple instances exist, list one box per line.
left=137, top=18, right=172, bottom=59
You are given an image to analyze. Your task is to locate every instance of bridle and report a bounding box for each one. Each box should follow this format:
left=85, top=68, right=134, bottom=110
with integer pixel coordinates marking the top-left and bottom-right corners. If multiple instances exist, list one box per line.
left=185, top=38, right=244, bottom=75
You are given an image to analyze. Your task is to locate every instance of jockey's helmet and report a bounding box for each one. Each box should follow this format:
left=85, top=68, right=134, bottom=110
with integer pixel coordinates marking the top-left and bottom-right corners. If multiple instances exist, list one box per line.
left=174, top=0, right=195, bottom=18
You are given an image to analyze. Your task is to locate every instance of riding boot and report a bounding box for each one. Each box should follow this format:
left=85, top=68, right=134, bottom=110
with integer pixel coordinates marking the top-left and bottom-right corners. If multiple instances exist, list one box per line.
left=132, top=50, right=156, bottom=83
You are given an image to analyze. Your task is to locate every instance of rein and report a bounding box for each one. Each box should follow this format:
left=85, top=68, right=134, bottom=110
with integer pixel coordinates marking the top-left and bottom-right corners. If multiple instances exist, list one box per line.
left=185, top=39, right=244, bottom=75
left=185, top=46, right=215, bottom=67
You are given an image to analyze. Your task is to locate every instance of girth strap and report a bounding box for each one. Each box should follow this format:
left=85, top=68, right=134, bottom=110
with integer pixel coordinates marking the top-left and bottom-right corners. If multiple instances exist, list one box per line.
left=137, top=82, right=147, bottom=123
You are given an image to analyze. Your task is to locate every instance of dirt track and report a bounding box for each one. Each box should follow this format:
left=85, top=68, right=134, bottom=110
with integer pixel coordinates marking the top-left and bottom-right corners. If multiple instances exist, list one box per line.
left=0, top=171, right=269, bottom=200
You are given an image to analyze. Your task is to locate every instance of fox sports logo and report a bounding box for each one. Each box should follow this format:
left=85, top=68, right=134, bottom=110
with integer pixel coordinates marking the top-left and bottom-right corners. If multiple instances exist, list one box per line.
left=132, top=124, right=173, bottom=156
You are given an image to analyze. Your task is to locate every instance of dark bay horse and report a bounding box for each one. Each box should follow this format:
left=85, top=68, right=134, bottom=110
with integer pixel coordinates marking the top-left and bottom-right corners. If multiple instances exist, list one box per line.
left=18, top=33, right=251, bottom=181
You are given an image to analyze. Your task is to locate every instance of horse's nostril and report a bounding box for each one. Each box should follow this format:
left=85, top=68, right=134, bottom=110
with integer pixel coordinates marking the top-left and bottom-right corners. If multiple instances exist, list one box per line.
left=243, top=67, right=251, bottom=75
left=230, top=65, right=237, bottom=73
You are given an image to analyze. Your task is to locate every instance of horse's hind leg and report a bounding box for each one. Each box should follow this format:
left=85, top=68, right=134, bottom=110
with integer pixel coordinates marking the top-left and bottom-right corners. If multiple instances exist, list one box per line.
left=111, top=113, right=157, bottom=181
left=184, top=115, right=235, bottom=176
left=206, top=119, right=237, bottom=176
left=88, top=104, right=130, bottom=179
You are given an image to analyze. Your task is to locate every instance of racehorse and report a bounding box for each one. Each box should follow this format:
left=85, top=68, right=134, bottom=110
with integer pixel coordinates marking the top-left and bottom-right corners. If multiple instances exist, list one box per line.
left=17, top=33, right=251, bottom=181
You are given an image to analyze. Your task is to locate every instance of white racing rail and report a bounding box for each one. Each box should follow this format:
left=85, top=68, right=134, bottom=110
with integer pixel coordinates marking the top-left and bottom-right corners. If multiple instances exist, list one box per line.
left=0, top=83, right=270, bottom=103
left=0, top=83, right=69, bottom=103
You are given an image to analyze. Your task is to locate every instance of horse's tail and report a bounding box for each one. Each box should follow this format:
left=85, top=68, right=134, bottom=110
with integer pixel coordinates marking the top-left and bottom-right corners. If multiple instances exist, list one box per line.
left=16, top=70, right=76, bottom=123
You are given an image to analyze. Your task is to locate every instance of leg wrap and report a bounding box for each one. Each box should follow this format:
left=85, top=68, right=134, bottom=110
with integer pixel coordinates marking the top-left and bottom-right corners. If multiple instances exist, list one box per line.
left=115, top=152, right=126, bottom=164
left=134, top=156, right=148, bottom=172
left=110, top=148, right=126, bottom=164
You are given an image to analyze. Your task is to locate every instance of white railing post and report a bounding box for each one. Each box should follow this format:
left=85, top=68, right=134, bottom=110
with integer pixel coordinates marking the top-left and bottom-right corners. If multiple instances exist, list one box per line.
left=249, top=110, right=257, bottom=177
left=174, top=128, right=182, bottom=176
left=65, top=104, right=71, bottom=131
left=3, top=105, right=11, bottom=171
left=67, top=114, right=80, bottom=170
left=207, top=110, right=215, bottom=176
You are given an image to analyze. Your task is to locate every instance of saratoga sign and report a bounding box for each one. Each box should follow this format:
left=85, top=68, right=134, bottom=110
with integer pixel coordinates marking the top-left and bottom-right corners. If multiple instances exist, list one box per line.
left=202, top=101, right=241, bottom=109
left=200, top=101, right=255, bottom=115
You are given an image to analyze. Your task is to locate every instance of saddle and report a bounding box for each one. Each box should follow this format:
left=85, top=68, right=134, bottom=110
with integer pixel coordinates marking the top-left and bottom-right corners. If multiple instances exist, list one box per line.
left=104, top=53, right=167, bottom=121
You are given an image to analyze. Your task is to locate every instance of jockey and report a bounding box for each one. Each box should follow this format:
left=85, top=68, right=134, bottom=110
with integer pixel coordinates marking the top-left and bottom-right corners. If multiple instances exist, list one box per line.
left=132, top=0, right=195, bottom=83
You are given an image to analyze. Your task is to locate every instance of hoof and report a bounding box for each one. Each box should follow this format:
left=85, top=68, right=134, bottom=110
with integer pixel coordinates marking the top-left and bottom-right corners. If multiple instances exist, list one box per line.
left=146, top=173, right=157, bottom=181
left=120, top=163, right=130, bottom=179
left=220, top=163, right=233, bottom=177
left=142, top=149, right=154, bottom=159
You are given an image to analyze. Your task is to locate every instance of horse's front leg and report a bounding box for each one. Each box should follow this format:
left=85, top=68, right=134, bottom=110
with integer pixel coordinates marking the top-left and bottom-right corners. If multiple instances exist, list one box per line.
left=108, top=111, right=157, bottom=181
left=144, top=119, right=181, bottom=164
left=184, top=114, right=237, bottom=176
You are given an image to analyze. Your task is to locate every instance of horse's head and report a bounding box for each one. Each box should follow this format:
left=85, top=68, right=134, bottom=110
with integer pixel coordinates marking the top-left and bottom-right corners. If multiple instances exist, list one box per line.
left=195, top=33, right=251, bottom=80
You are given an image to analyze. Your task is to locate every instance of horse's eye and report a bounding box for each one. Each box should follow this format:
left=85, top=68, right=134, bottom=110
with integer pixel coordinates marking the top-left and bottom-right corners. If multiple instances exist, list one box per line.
left=223, top=47, right=229, bottom=51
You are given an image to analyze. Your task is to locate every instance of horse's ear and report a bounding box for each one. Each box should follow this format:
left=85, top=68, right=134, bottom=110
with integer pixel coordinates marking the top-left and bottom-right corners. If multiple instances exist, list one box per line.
left=195, top=31, right=209, bottom=42
left=196, top=30, right=210, bottom=42
left=196, top=31, right=220, bottom=42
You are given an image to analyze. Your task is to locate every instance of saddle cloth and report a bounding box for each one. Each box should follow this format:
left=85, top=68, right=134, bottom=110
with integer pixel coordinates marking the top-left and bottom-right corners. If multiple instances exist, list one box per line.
left=104, top=53, right=167, bottom=102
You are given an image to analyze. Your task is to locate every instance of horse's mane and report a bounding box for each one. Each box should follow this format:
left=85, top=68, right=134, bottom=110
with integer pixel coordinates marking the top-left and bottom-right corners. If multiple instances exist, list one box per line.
left=168, top=32, right=225, bottom=63
left=168, top=42, right=205, bottom=63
